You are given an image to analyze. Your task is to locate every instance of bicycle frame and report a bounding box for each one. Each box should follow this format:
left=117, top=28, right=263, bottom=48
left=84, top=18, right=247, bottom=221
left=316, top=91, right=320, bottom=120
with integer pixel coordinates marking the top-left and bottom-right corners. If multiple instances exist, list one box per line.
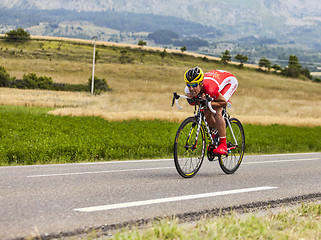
left=173, top=92, right=238, bottom=151
left=173, top=92, right=245, bottom=177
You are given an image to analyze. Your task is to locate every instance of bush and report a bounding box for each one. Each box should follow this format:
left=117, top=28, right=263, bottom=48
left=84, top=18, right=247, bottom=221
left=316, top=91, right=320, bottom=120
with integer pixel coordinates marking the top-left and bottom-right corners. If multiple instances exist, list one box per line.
left=5, top=28, right=31, bottom=42
left=284, top=67, right=300, bottom=78
left=88, top=76, right=110, bottom=95
left=22, top=73, right=53, bottom=90
left=119, top=49, right=134, bottom=64
left=52, top=83, right=88, bottom=92
left=0, top=65, right=12, bottom=87
left=5, top=72, right=111, bottom=93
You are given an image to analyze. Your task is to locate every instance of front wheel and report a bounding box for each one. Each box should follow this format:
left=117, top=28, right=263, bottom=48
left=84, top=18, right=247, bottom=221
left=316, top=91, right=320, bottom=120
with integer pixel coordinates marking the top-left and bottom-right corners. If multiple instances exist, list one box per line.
left=174, top=117, right=206, bottom=178
left=219, top=118, right=245, bottom=174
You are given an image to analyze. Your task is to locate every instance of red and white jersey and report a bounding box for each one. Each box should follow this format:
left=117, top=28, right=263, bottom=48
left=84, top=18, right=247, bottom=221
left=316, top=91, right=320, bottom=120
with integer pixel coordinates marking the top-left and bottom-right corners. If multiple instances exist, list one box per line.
left=185, top=70, right=238, bottom=101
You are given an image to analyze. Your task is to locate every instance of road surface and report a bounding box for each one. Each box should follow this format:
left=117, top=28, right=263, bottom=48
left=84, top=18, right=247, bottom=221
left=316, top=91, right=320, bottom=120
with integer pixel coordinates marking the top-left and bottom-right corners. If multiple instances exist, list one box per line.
left=0, top=152, right=320, bottom=239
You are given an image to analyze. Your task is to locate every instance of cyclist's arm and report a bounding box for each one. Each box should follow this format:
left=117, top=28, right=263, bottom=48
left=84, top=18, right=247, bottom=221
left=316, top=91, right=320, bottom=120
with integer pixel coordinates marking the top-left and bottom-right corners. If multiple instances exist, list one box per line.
left=185, top=86, right=198, bottom=105
left=211, top=93, right=227, bottom=108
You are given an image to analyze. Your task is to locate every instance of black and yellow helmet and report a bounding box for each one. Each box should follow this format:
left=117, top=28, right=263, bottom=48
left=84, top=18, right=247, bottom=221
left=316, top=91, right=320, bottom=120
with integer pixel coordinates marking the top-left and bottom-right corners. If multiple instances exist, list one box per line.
left=184, top=67, right=204, bottom=84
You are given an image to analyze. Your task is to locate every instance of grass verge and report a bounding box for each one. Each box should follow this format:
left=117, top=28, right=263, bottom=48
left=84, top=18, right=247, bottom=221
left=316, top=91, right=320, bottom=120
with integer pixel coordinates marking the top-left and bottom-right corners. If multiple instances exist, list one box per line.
left=0, top=105, right=320, bottom=166
left=106, top=202, right=321, bottom=240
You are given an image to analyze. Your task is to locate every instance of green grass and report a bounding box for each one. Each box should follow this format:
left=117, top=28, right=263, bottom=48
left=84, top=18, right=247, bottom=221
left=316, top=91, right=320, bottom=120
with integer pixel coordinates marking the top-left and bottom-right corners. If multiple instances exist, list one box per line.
left=0, top=105, right=320, bottom=166
left=0, top=105, right=178, bottom=165
left=107, top=202, right=321, bottom=240
left=244, top=124, right=321, bottom=153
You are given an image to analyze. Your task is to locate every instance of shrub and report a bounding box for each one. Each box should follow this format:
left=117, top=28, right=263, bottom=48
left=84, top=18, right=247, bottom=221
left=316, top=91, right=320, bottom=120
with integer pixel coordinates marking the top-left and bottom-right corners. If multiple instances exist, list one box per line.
left=138, top=40, right=147, bottom=47
left=88, top=76, right=110, bottom=95
left=0, top=65, right=12, bottom=87
left=5, top=28, right=31, bottom=42
left=22, top=73, right=53, bottom=90
left=37, top=76, right=54, bottom=90
left=52, top=83, right=88, bottom=92
left=119, top=49, right=134, bottom=64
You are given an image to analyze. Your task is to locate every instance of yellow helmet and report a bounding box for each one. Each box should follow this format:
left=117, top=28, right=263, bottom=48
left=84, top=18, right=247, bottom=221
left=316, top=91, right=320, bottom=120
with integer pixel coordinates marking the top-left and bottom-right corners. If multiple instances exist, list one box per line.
left=184, top=67, right=204, bottom=84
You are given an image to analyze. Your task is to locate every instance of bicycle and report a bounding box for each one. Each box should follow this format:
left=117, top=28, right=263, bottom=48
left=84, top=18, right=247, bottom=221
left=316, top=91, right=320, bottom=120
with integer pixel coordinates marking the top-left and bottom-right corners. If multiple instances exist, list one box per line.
left=172, top=92, right=245, bottom=178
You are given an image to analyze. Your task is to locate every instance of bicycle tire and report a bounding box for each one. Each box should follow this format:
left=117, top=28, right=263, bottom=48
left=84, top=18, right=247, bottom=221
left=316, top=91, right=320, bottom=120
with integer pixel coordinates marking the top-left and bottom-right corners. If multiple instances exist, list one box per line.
left=219, top=118, right=245, bottom=174
left=174, top=117, right=206, bottom=178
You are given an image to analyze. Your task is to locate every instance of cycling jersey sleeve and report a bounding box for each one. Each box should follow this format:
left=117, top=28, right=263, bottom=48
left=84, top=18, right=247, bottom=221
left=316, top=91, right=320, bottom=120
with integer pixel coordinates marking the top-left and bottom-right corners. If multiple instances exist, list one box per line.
left=203, top=80, right=219, bottom=100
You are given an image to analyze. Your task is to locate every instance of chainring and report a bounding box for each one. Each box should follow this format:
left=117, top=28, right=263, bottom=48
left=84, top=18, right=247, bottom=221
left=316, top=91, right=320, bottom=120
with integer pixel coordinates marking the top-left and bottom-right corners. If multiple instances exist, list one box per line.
left=207, top=145, right=218, bottom=161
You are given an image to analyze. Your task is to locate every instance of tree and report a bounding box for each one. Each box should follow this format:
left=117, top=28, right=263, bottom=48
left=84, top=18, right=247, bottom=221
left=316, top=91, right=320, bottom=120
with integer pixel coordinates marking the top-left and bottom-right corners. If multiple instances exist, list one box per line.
left=138, top=40, right=147, bottom=47
left=258, top=57, right=272, bottom=72
left=288, top=55, right=301, bottom=69
left=234, top=54, right=248, bottom=67
left=272, top=64, right=283, bottom=72
left=284, top=55, right=301, bottom=78
left=300, top=68, right=312, bottom=80
left=180, top=46, right=187, bottom=52
left=220, top=50, right=231, bottom=65
left=5, top=28, right=30, bottom=42
left=160, top=47, right=167, bottom=65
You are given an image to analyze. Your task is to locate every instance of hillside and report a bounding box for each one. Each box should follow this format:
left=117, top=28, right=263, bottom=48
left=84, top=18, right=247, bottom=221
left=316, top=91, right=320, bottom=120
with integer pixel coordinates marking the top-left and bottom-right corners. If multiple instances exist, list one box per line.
left=0, top=36, right=320, bottom=126
left=1, top=0, right=320, bottom=47
left=1, top=1, right=320, bottom=72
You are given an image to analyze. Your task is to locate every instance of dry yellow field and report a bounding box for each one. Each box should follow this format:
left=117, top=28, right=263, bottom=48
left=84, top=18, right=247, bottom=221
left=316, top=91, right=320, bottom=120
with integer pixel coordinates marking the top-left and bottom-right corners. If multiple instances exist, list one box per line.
left=1, top=37, right=320, bottom=126
left=1, top=65, right=321, bottom=126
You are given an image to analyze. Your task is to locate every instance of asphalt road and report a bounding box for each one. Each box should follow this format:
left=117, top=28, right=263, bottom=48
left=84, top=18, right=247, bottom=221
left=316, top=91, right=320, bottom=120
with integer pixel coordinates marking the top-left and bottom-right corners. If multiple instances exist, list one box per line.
left=0, top=152, right=320, bottom=239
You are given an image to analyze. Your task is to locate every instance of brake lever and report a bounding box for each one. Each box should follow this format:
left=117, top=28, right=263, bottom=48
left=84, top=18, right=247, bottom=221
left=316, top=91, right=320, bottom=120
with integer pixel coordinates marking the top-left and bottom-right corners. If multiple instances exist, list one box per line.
left=172, top=92, right=180, bottom=107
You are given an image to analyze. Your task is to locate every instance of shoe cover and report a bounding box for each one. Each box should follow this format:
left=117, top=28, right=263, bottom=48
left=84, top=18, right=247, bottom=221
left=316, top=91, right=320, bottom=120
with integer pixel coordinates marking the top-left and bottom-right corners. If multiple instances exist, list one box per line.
left=212, top=143, right=227, bottom=155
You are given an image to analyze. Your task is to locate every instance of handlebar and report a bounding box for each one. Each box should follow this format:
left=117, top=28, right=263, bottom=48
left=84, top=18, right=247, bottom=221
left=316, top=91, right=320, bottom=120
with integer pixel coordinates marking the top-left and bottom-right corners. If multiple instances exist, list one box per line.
left=172, top=92, right=216, bottom=114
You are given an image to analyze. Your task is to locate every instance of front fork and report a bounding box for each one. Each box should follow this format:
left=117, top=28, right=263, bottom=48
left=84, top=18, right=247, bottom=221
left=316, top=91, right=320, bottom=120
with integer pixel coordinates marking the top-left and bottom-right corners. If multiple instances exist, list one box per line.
left=186, top=116, right=204, bottom=151
left=225, top=117, right=238, bottom=148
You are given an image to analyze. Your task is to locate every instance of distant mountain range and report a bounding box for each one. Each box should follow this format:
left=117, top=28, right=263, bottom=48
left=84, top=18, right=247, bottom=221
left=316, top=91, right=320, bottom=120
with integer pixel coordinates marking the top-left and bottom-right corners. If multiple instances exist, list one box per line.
left=1, top=0, right=320, bottom=42
left=0, top=0, right=320, bottom=69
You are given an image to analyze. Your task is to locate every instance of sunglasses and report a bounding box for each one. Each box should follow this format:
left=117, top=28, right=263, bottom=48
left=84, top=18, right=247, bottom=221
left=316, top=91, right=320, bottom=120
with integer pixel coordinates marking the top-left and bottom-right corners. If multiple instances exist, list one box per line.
left=186, top=83, right=199, bottom=88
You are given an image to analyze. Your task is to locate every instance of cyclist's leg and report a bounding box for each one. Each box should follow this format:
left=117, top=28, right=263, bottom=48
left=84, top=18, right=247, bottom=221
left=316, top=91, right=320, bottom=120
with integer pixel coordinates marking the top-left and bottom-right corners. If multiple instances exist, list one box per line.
left=204, top=109, right=216, bottom=130
left=213, top=77, right=238, bottom=155
left=220, top=77, right=238, bottom=101
left=212, top=106, right=227, bottom=154
left=214, top=106, right=225, bottom=138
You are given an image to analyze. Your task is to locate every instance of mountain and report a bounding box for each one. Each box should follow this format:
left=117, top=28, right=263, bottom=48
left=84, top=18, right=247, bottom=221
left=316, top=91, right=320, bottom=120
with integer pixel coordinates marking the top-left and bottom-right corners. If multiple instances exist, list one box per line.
left=1, top=0, right=320, bottom=39
left=0, top=0, right=320, bottom=70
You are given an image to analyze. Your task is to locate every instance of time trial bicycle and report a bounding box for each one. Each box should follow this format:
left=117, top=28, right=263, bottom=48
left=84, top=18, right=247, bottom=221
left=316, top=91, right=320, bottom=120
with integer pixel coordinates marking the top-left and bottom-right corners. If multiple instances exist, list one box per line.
left=172, top=92, right=245, bottom=178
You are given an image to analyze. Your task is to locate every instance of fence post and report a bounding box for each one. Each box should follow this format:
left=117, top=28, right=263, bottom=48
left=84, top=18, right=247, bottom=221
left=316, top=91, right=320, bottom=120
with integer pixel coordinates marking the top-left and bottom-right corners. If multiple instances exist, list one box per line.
left=91, top=36, right=97, bottom=95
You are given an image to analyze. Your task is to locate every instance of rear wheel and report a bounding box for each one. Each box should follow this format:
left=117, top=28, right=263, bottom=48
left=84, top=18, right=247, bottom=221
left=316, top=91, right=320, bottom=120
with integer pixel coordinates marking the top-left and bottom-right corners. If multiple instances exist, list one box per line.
left=174, top=117, right=205, bottom=178
left=219, top=118, right=245, bottom=174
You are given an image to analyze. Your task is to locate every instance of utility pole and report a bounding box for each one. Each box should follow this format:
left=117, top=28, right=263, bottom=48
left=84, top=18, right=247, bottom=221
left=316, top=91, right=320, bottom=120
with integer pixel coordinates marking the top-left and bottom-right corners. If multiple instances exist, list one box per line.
left=91, top=36, right=97, bottom=95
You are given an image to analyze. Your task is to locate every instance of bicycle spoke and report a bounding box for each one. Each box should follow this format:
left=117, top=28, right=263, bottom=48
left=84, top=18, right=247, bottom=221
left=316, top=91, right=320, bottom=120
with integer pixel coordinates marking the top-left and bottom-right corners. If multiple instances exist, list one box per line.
left=174, top=117, right=205, bottom=178
left=219, top=118, right=245, bottom=174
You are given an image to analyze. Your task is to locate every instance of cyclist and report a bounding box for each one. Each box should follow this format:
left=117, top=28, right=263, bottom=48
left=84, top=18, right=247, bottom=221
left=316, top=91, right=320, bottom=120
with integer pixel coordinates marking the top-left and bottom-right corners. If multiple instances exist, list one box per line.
left=184, top=66, right=238, bottom=155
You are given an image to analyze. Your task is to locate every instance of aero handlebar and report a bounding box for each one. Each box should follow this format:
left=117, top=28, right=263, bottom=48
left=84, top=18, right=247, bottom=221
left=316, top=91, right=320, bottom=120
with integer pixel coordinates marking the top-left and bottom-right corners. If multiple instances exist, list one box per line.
left=172, top=92, right=216, bottom=114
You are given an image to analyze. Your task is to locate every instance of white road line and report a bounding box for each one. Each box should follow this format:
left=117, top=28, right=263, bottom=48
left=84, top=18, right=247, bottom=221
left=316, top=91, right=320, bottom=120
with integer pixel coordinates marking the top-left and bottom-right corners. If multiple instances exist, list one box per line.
left=27, top=157, right=320, bottom=178
left=73, top=186, right=278, bottom=212
left=243, top=157, right=319, bottom=165
left=2, top=153, right=320, bottom=169
left=256, top=152, right=320, bottom=157
left=27, top=167, right=173, bottom=178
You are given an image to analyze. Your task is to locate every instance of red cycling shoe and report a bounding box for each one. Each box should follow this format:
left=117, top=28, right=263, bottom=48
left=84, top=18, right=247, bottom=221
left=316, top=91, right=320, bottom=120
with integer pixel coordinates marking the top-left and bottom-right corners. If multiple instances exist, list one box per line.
left=212, top=143, right=228, bottom=155
left=212, top=137, right=228, bottom=155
